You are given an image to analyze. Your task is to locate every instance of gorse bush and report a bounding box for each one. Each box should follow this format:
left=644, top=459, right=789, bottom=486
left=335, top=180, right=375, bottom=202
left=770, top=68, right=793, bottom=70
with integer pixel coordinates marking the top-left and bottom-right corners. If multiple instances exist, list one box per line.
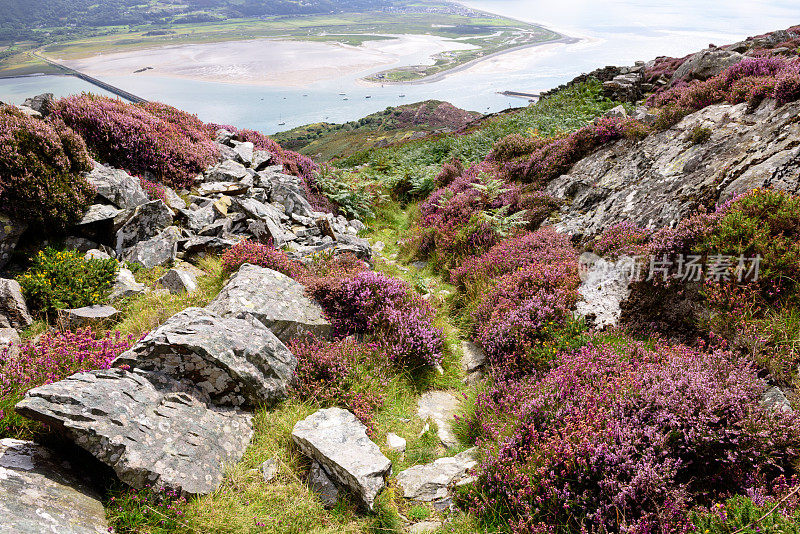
left=289, top=336, right=389, bottom=434
left=690, top=490, right=800, bottom=534
left=465, top=340, right=800, bottom=534
left=0, top=105, right=94, bottom=230
left=53, top=94, right=219, bottom=189
left=17, top=248, right=118, bottom=317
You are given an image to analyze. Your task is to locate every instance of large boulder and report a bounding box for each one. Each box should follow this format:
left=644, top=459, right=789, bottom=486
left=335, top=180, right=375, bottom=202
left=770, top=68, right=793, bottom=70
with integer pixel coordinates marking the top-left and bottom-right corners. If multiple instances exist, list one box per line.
left=0, top=214, right=26, bottom=269
left=396, top=448, right=477, bottom=502
left=84, top=163, right=149, bottom=209
left=292, top=408, right=391, bottom=511
left=15, top=368, right=253, bottom=496
left=21, top=93, right=54, bottom=115
left=113, top=308, right=296, bottom=408
left=205, top=159, right=249, bottom=182
left=0, top=278, right=33, bottom=331
left=670, top=47, right=744, bottom=84
left=0, top=438, right=109, bottom=534
left=207, top=264, right=331, bottom=343
left=115, top=200, right=174, bottom=255
left=121, top=226, right=182, bottom=268
left=157, top=268, right=197, bottom=294
left=232, top=141, right=254, bottom=166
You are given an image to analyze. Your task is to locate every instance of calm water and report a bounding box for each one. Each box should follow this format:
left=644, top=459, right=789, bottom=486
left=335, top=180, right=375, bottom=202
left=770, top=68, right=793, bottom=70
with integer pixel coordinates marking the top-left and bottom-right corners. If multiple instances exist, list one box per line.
left=1, top=1, right=798, bottom=133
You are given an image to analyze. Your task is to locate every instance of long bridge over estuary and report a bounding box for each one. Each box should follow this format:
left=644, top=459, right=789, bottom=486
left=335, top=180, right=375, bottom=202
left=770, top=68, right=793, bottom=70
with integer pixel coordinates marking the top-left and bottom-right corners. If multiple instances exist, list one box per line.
left=31, top=52, right=148, bottom=104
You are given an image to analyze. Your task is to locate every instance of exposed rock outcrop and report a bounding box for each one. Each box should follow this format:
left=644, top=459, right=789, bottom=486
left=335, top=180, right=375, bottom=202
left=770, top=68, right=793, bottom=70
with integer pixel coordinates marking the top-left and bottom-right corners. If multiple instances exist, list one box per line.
left=0, top=278, right=33, bottom=331
left=547, top=100, right=800, bottom=239
left=396, top=448, right=477, bottom=502
left=85, top=162, right=149, bottom=209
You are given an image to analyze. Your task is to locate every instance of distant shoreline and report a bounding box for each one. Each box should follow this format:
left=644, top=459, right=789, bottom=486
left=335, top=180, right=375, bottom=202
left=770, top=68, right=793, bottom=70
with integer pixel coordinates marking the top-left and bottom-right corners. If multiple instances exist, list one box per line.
left=363, top=35, right=580, bottom=86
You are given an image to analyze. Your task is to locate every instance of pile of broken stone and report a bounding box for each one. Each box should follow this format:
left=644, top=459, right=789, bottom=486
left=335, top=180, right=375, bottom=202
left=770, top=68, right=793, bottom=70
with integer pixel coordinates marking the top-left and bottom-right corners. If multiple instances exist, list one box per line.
left=75, top=127, right=370, bottom=272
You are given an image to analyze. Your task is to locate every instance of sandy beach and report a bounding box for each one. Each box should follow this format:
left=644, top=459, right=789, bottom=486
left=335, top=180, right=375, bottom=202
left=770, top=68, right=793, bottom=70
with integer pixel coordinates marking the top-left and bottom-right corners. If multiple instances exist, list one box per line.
left=56, top=35, right=479, bottom=88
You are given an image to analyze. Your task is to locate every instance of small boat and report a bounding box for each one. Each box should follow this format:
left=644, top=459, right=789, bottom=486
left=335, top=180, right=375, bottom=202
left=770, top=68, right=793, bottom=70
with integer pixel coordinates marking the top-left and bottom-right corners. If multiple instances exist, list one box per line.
left=339, top=92, right=347, bottom=96
left=399, top=94, right=406, bottom=98
left=278, top=121, right=286, bottom=126
left=343, top=97, right=349, bottom=101
left=365, top=95, right=372, bottom=99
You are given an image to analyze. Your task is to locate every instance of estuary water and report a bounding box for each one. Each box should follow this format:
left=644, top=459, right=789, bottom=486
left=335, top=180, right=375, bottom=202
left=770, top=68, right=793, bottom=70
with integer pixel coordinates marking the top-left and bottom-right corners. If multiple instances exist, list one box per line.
left=0, top=0, right=798, bottom=134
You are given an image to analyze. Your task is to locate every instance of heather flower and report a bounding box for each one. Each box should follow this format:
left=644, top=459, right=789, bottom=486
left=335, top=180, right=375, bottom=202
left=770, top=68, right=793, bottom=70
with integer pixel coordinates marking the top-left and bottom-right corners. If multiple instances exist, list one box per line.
left=0, top=105, right=94, bottom=230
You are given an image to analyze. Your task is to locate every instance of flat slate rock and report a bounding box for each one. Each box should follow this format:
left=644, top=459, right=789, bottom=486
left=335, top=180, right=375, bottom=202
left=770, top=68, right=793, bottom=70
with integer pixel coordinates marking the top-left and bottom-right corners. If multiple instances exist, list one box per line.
left=57, top=304, right=120, bottom=330
left=417, top=391, right=460, bottom=448
left=16, top=368, right=253, bottom=496
left=207, top=263, right=331, bottom=343
left=396, top=448, right=477, bottom=501
left=114, top=307, right=296, bottom=408
left=0, top=438, right=109, bottom=534
left=292, top=407, right=391, bottom=511
left=85, top=163, right=149, bottom=209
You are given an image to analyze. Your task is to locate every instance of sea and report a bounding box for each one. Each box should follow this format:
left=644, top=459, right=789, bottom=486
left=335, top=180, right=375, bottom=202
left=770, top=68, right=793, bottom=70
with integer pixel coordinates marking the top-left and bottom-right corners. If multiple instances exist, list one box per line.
left=1, top=0, right=798, bottom=134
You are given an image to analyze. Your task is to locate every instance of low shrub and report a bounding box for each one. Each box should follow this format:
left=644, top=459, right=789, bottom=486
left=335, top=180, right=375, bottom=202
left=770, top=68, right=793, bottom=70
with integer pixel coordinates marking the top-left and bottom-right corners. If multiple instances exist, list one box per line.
left=689, top=125, right=712, bottom=145
left=1, top=328, right=134, bottom=438
left=220, top=240, right=308, bottom=280
left=289, top=336, right=390, bottom=434
left=466, top=339, right=800, bottom=533
left=107, top=485, right=189, bottom=534
left=53, top=94, right=219, bottom=189
left=690, top=488, right=800, bottom=534
left=18, top=248, right=118, bottom=318
left=0, top=105, right=94, bottom=230
left=313, top=165, right=386, bottom=220
left=309, top=270, right=444, bottom=369
left=592, top=220, right=653, bottom=257
left=139, top=176, right=167, bottom=203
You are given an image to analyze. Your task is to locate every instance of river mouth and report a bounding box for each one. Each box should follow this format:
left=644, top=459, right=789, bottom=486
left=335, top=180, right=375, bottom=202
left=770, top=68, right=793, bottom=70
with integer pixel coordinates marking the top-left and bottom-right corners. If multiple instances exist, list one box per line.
left=56, top=35, right=480, bottom=88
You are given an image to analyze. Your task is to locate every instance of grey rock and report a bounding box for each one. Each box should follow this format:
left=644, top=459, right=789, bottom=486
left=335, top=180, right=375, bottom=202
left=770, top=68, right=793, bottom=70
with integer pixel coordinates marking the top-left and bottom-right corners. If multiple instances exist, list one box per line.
left=334, top=234, right=372, bottom=261
left=58, top=305, right=120, bottom=330
left=79, top=203, right=122, bottom=226
left=162, top=185, right=187, bottom=211
left=233, top=196, right=287, bottom=224
left=292, top=408, right=391, bottom=511
left=762, top=386, right=793, bottom=413
left=157, top=268, right=197, bottom=294
left=84, top=248, right=111, bottom=261
left=417, top=391, right=460, bottom=448
left=386, top=432, right=407, bottom=453
left=271, top=174, right=314, bottom=217
left=115, top=200, right=174, bottom=255
left=396, top=448, right=477, bottom=502
left=215, top=128, right=235, bottom=145
left=122, top=226, right=182, bottom=268
left=65, top=236, right=98, bottom=253
left=604, top=104, right=628, bottom=119
left=671, top=48, right=744, bottom=84
left=180, top=204, right=217, bottom=233
left=21, top=92, right=54, bottom=114
left=182, top=235, right=239, bottom=254
left=198, top=181, right=250, bottom=196
left=575, top=254, right=634, bottom=329
left=15, top=105, right=41, bottom=118
left=114, top=307, right=296, bottom=408
left=16, top=368, right=253, bottom=496
left=308, top=461, right=339, bottom=508
left=252, top=150, right=273, bottom=171
left=0, top=438, right=109, bottom=534
left=207, top=264, right=331, bottom=343
left=460, top=341, right=486, bottom=373
left=0, top=214, right=25, bottom=269
left=232, top=141, right=255, bottom=166
left=0, top=327, right=20, bottom=359
left=85, top=163, right=149, bottom=209
left=546, top=100, right=800, bottom=239
left=205, top=160, right=249, bottom=183
left=261, top=458, right=279, bottom=482
left=199, top=219, right=232, bottom=237
left=109, top=267, right=146, bottom=301
left=0, top=279, right=33, bottom=331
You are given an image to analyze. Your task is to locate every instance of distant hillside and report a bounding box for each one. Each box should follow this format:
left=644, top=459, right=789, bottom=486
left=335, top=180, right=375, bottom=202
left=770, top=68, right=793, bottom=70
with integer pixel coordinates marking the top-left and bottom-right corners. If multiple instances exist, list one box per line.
left=272, top=100, right=482, bottom=161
